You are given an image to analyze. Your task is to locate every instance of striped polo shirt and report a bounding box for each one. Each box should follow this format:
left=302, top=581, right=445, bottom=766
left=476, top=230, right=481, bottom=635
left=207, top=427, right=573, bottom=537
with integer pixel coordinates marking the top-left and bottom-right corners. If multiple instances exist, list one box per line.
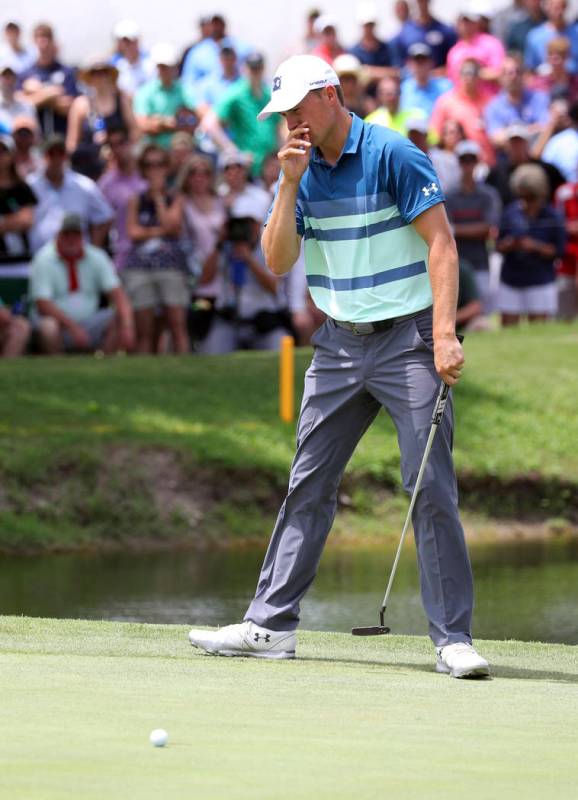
left=272, top=113, right=445, bottom=322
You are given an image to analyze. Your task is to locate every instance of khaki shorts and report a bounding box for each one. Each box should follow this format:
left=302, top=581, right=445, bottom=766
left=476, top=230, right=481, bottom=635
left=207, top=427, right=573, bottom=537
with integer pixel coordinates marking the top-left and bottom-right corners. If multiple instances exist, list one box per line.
left=123, top=269, right=190, bottom=310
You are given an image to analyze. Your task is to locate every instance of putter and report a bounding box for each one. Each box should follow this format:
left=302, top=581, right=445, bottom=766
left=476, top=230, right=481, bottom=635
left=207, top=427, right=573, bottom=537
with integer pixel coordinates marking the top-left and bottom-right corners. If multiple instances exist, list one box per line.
left=351, top=344, right=462, bottom=637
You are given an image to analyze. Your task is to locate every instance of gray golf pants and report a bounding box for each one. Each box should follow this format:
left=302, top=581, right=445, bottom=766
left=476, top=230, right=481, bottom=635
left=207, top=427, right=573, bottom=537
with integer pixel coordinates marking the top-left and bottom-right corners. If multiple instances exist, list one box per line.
left=245, top=307, right=474, bottom=647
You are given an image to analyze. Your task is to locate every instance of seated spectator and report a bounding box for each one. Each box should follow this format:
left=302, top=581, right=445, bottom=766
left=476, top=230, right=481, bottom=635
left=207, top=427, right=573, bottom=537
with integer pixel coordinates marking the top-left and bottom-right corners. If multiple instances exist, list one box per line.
left=408, top=117, right=461, bottom=188
left=400, top=44, right=452, bottom=120
left=430, top=59, right=495, bottom=166
left=484, top=55, right=550, bottom=148
left=529, top=36, right=578, bottom=103
left=181, top=14, right=251, bottom=85
left=177, top=153, right=226, bottom=344
left=428, top=119, right=464, bottom=194
left=67, top=57, right=138, bottom=181
left=30, top=213, right=134, bottom=354
left=540, top=99, right=578, bottom=181
left=0, top=295, right=30, bottom=356
left=311, top=16, right=346, bottom=65
left=11, top=115, right=41, bottom=178
left=332, top=55, right=367, bottom=118
left=206, top=53, right=281, bottom=177
left=349, top=4, right=393, bottom=80
left=125, top=144, right=190, bottom=353
left=0, top=21, right=35, bottom=76
left=197, top=197, right=290, bottom=354
left=496, top=163, right=566, bottom=325
left=525, top=0, right=578, bottom=74
left=554, top=180, right=578, bottom=319
left=456, top=259, right=488, bottom=332
left=28, top=134, right=113, bottom=253
left=0, top=134, right=37, bottom=267
left=259, top=151, right=281, bottom=196
left=506, top=0, right=546, bottom=56
left=112, top=20, right=154, bottom=97
left=447, top=8, right=505, bottom=93
left=134, top=43, right=200, bottom=150
left=365, top=76, right=426, bottom=136
left=0, top=63, right=36, bottom=131
left=17, top=23, right=78, bottom=137
left=445, top=140, right=502, bottom=312
left=390, top=0, right=457, bottom=69
left=195, top=45, right=240, bottom=111
left=98, top=125, right=146, bottom=271
left=219, top=151, right=273, bottom=221
left=486, top=124, right=565, bottom=205
left=167, top=132, right=194, bottom=188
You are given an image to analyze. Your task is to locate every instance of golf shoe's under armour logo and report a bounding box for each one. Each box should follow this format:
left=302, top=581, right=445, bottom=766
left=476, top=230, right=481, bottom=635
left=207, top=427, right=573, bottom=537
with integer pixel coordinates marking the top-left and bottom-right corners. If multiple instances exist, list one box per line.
left=421, top=182, right=438, bottom=197
left=254, top=633, right=271, bottom=643
left=272, top=77, right=282, bottom=92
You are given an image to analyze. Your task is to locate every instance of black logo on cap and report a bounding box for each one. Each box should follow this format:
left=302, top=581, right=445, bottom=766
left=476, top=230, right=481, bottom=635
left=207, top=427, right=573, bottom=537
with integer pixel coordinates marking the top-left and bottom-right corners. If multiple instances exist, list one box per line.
left=273, top=76, right=282, bottom=92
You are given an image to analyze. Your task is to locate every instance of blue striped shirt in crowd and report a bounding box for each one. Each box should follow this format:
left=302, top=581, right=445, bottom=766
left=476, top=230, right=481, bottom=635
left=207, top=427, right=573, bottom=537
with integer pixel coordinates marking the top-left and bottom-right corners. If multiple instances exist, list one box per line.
left=268, top=113, right=445, bottom=322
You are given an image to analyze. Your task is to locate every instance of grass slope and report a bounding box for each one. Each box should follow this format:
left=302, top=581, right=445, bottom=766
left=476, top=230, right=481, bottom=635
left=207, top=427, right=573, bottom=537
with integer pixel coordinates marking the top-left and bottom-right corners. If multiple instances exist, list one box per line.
left=1, top=617, right=577, bottom=800
left=0, top=323, right=577, bottom=549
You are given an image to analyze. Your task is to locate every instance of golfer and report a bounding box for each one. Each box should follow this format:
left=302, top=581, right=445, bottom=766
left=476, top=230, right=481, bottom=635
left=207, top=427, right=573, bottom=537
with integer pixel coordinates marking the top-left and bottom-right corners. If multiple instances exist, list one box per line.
left=189, top=55, right=489, bottom=678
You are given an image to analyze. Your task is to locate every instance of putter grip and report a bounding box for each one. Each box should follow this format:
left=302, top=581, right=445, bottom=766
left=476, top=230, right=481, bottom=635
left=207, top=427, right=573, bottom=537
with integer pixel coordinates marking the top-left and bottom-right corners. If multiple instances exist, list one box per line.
left=430, top=335, right=464, bottom=425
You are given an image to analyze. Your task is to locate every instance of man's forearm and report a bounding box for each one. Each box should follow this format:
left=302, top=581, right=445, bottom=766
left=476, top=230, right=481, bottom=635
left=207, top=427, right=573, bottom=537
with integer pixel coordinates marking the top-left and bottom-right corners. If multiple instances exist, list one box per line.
left=261, top=176, right=301, bottom=275
left=428, top=232, right=459, bottom=339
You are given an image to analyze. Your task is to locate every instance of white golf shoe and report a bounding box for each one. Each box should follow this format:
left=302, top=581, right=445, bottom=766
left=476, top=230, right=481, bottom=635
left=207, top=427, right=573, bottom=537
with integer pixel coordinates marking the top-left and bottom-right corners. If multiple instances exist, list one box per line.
left=436, top=643, right=490, bottom=678
left=188, top=620, right=296, bottom=659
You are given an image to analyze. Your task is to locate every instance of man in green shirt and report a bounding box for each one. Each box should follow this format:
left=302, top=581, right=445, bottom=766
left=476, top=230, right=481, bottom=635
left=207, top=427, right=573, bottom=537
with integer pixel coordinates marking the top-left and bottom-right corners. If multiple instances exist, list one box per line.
left=210, top=52, right=281, bottom=175
left=365, top=76, right=426, bottom=136
left=134, top=43, right=200, bottom=149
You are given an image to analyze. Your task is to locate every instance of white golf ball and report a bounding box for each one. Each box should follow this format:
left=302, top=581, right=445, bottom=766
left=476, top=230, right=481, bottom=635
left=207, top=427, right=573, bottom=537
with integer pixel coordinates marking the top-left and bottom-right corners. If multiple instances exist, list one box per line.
left=149, top=728, right=168, bottom=747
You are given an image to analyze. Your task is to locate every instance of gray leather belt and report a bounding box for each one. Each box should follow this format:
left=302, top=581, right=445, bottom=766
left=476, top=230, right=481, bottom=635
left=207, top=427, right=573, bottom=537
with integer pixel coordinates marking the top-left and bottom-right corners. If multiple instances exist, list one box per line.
left=331, top=309, right=425, bottom=336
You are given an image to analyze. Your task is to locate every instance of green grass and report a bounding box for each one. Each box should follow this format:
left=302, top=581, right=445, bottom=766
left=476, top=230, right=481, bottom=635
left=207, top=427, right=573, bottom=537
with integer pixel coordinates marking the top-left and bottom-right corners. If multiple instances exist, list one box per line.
left=0, top=616, right=577, bottom=799
left=0, top=323, right=577, bottom=549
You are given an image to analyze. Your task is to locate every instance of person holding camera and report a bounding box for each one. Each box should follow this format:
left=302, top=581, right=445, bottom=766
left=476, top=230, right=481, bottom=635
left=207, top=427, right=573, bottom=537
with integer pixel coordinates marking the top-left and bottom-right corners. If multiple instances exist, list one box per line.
left=197, top=195, right=291, bottom=354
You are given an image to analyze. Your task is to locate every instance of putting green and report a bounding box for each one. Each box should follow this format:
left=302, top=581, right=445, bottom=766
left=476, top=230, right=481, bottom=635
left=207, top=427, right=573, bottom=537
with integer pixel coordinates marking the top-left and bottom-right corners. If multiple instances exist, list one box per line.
left=1, top=617, right=577, bottom=799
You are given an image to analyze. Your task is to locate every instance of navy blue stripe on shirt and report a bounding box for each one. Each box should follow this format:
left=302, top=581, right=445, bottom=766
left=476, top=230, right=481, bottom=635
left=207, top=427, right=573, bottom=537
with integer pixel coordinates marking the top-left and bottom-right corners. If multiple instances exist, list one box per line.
left=301, top=192, right=395, bottom=218
left=307, top=260, right=427, bottom=291
left=303, top=215, right=408, bottom=241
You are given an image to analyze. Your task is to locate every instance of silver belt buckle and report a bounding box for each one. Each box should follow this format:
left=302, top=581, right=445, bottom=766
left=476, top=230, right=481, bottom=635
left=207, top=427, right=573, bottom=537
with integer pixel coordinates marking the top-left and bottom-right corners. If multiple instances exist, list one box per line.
left=351, top=322, right=374, bottom=335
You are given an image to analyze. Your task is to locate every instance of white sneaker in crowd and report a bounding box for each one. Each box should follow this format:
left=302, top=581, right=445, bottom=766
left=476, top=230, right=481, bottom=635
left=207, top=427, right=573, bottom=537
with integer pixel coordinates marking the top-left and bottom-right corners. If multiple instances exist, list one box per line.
left=436, top=642, right=490, bottom=678
left=188, top=620, right=296, bottom=660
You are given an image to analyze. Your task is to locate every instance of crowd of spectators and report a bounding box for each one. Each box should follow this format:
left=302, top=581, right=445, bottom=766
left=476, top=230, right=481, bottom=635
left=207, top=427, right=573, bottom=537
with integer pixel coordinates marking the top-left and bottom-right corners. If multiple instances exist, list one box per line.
left=1, top=1, right=578, bottom=358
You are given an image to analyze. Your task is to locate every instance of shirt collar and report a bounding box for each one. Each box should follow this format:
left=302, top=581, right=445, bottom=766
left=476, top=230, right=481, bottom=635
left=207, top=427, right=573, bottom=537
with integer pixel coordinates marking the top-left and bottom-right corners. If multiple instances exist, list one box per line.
left=311, top=113, right=363, bottom=166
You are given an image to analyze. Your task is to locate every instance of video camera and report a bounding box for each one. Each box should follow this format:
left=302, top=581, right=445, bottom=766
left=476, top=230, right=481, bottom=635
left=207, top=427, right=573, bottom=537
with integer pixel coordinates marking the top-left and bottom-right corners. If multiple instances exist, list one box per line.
left=226, top=216, right=255, bottom=245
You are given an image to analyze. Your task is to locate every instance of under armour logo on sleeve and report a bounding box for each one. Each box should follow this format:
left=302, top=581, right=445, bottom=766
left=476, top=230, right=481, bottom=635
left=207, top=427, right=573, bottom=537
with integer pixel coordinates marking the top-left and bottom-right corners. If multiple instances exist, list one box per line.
left=421, top=182, right=439, bottom=198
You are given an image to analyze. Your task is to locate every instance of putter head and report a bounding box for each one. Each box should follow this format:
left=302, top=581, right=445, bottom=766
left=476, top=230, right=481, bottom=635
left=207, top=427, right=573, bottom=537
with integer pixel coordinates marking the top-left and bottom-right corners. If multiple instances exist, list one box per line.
left=351, top=625, right=391, bottom=636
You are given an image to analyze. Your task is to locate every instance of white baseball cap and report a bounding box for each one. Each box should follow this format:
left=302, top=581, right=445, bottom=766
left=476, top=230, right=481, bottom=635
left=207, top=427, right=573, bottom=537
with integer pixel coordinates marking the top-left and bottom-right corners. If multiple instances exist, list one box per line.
left=113, top=19, right=140, bottom=40
left=257, top=55, right=340, bottom=121
left=151, top=42, right=179, bottom=67
left=356, top=2, right=378, bottom=25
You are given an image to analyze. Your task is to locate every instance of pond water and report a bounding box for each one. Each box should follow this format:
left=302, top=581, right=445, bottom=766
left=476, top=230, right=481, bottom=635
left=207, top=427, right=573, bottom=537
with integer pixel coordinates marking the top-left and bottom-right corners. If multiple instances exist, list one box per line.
left=1, top=538, right=578, bottom=645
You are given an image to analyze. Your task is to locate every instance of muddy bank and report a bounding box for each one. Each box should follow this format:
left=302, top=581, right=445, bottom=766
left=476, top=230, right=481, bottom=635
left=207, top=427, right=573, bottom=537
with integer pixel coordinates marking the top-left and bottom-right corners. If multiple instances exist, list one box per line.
left=0, top=446, right=577, bottom=555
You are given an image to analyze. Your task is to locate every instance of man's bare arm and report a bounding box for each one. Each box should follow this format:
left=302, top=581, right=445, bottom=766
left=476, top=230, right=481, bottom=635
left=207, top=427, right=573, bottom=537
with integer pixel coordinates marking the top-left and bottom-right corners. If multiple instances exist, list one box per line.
left=412, top=203, right=465, bottom=386
left=261, top=123, right=312, bottom=275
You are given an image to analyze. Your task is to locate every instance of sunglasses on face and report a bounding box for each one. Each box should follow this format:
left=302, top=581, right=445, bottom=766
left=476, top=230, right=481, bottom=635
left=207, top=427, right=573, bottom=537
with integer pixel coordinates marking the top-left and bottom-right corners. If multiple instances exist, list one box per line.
left=189, top=169, right=212, bottom=176
left=143, top=160, right=167, bottom=169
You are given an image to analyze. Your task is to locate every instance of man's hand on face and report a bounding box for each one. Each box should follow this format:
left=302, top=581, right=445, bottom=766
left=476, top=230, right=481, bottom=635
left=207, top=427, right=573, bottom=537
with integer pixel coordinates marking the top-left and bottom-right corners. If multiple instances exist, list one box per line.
left=278, top=123, right=311, bottom=185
